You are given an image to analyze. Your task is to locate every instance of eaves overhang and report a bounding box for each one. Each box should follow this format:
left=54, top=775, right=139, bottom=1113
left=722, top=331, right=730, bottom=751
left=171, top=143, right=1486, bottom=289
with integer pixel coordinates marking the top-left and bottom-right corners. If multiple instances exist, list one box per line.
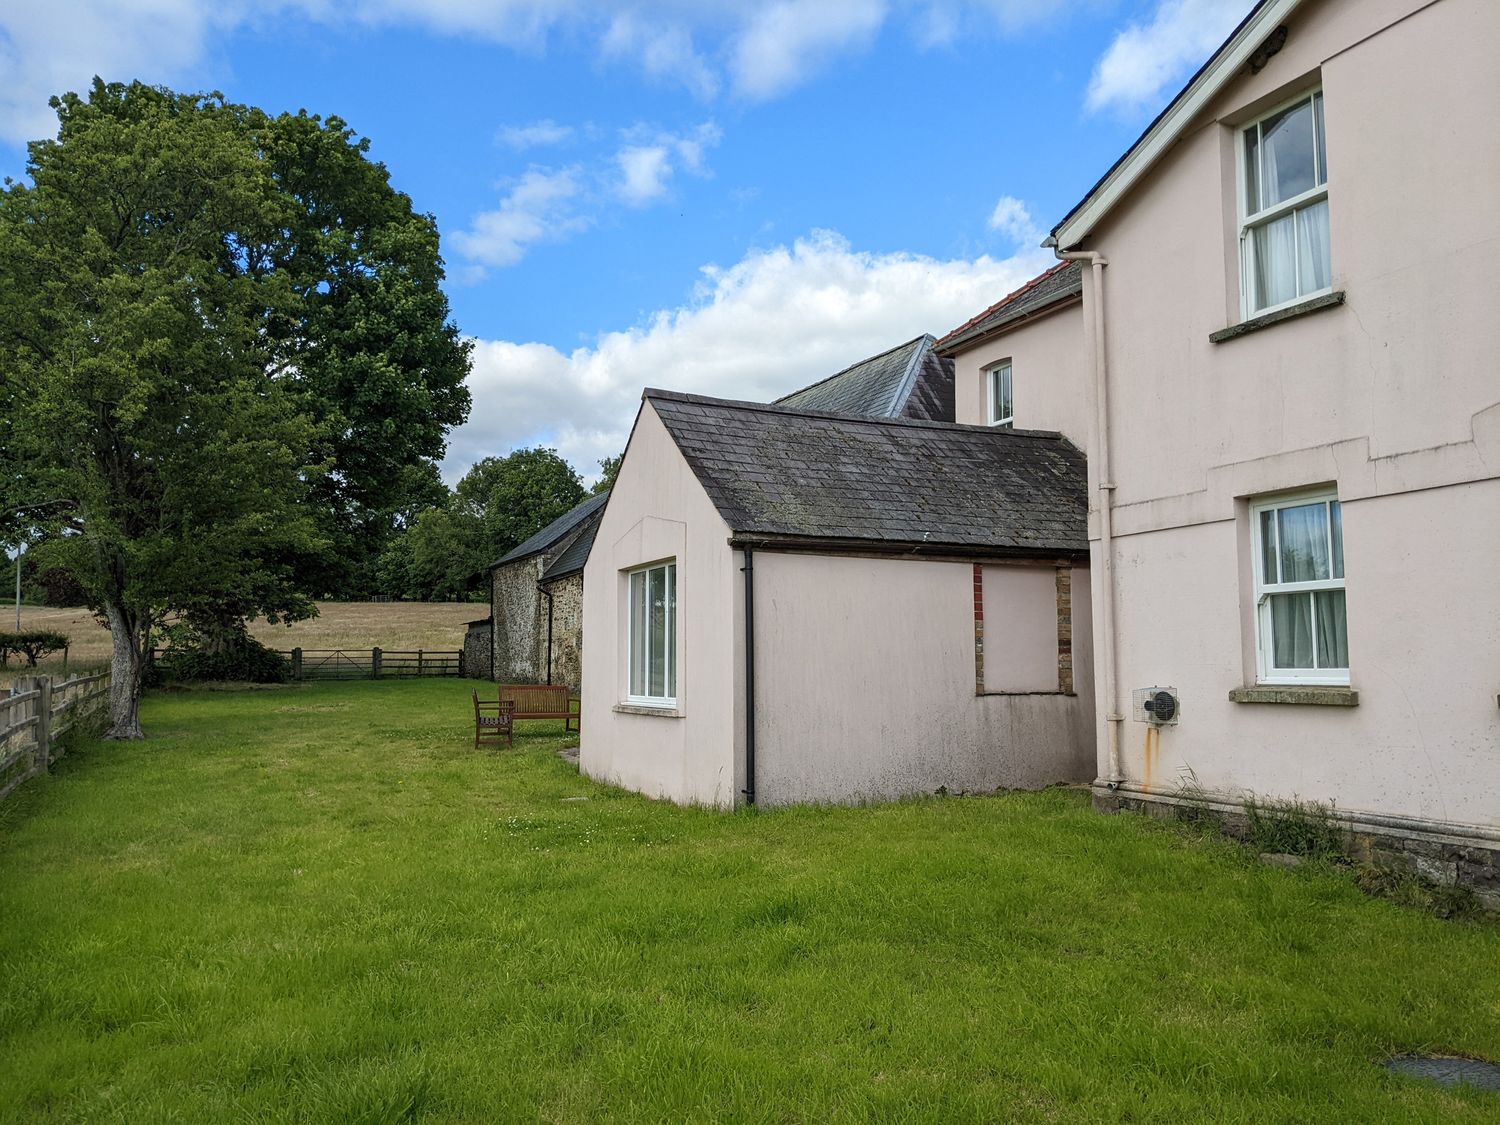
left=725, top=533, right=1089, bottom=563
left=1049, top=0, right=1305, bottom=251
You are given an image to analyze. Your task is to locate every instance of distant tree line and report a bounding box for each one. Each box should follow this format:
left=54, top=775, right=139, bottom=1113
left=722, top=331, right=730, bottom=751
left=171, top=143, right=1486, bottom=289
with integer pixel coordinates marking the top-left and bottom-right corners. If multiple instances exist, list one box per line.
left=376, top=449, right=620, bottom=601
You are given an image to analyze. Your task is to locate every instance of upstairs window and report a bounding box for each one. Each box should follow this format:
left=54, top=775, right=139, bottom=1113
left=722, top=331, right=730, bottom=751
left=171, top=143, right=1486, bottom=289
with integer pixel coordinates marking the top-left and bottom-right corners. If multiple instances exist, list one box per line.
left=628, top=561, right=676, bottom=705
left=1241, top=90, right=1330, bottom=315
left=986, top=361, right=1013, bottom=428
left=1250, top=492, right=1347, bottom=684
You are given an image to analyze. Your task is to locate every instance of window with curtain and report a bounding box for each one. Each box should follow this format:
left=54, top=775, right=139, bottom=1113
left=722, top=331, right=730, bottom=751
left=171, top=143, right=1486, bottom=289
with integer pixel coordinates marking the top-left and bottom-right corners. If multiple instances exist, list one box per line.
left=1250, top=492, right=1347, bottom=684
left=987, top=361, right=1013, bottom=428
left=1241, top=90, right=1330, bottom=315
left=628, top=560, right=676, bottom=705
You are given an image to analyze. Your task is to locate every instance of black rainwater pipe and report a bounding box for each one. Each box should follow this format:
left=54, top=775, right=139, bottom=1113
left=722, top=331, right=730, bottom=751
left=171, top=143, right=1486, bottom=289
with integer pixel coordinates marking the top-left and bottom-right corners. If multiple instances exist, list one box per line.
left=538, top=585, right=555, bottom=685
left=741, top=544, right=756, bottom=806
left=488, top=567, right=497, bottom=681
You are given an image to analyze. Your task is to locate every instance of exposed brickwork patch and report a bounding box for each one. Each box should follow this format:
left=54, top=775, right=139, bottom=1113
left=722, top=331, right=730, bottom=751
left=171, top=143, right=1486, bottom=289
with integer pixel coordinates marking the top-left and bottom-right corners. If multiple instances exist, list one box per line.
left=973, top=563, right=985, bottom=694
left=1056, top=566, right=1073, bottom=694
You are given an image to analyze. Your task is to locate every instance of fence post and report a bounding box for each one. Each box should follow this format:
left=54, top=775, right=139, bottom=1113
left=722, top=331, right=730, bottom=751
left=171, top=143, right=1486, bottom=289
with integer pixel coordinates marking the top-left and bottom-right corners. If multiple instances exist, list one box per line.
left=35, top=677, right=51, bottom=772
left=292, top=647, right=303, bottom=680
left=371, top=647, right=382, bottom=680
left=417, top=649, right=424, bottom=677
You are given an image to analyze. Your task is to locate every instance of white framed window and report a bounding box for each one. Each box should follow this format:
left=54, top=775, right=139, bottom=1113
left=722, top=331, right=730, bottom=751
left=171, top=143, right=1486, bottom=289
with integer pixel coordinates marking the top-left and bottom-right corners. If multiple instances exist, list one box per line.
left=1250, top=491, right=1347, bottom=685
left=627, top=560, right=676, bottom=705
left=1239, top=89, right=1330, bottom=317
left=986, top=361, right=1013, bottom=428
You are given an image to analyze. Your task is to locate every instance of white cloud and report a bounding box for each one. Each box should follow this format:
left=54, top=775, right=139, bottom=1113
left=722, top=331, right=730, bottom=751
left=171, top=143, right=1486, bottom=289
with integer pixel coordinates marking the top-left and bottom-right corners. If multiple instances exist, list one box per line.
left=0, top=0, right=234, bottom=145
left=0, top=1, right=1091, bottom=147
left=496, top=118, right=574, bottom=149
left=1085, top=0, right=1248, bottom=116
left=987, top=194, right=1040, bottom=247
left=616, top=145, right=672, bottom=207
left=728, top=0, right=887, bottom=101
left=440, top=229, right=1053, bottom=482
left=448, top=166, right=586, bottom=271
left=613, top=122, right=720, bottom=206
left=600, top=12, right=719, bottom=99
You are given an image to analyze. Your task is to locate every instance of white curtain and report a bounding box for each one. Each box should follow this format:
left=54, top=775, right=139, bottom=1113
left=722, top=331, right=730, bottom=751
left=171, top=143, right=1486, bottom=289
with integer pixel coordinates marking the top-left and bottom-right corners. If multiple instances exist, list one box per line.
left=1271, top=593, right=1314, bottom=668
left=1315, top=590, right=1348, bottom=669
left=1297, top=200, right=1331, bottom=292
left=1254, top=213, right=1299, bottom=309
left=1277, top=503, right=1330, bottom=581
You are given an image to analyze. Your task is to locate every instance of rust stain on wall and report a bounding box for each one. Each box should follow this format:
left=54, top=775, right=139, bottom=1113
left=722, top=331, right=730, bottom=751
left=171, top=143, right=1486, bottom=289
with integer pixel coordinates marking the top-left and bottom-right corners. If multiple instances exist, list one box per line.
left=1142, top=726, right=1159, bottom=794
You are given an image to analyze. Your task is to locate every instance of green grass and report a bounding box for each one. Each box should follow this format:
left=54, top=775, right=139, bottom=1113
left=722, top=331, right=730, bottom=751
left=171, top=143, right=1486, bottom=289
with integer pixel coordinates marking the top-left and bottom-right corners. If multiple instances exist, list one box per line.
left=2, top=679, right=1498, bottom=1122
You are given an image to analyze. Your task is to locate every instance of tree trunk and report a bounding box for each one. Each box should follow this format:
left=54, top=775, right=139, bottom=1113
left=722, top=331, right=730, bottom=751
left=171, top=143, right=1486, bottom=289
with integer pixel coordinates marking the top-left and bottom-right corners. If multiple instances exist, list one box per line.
left=103, top=601, right=145, bottom=740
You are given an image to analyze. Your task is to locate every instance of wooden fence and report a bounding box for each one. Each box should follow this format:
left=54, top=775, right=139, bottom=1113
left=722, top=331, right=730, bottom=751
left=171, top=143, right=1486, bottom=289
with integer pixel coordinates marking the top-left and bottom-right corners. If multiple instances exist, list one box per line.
left=279, top=648, right=462, bottom=682
left=0, top=671, right=111, bottom=802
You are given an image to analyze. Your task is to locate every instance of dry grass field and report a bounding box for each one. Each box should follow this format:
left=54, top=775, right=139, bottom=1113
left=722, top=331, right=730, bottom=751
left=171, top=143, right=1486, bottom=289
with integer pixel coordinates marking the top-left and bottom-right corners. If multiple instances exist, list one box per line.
left=4, top=601, right=485, bottom=673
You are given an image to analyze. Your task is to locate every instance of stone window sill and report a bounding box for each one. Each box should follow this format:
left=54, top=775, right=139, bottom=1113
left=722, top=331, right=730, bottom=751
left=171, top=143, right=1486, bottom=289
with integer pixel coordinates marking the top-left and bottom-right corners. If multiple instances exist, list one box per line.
left=1229, top=685, right=1359, bottom=706
left=612, top=703, right=684, bottom=718
left=1209, top=291, right=1345, bottom=343
left=976, top=690, right=1077, bottom=698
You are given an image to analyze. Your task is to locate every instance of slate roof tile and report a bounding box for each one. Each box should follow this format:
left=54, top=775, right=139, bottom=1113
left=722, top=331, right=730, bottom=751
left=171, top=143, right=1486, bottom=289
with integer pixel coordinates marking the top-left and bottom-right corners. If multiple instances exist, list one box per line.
left=494, top=490, right=610, bottom=568
left=934, top=261, right=1083, bottom=356
left=646, top=390, right=1087, bottom=555
left=774, top=335, right=955, bottom=421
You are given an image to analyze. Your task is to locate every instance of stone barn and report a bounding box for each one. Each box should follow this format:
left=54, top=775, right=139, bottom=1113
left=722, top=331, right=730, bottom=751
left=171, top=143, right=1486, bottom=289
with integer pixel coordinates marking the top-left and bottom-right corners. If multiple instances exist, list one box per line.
left=487, top=491, right=608, bottom=688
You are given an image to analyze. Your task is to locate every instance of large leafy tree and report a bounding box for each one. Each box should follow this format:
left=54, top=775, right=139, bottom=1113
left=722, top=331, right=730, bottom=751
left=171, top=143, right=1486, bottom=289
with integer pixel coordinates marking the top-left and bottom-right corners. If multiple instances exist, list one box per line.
left=1, top=82, right=319, bottom=736
left=246, top=109, right=471, bottom=595
left=0, top=79, right=471, bottom=734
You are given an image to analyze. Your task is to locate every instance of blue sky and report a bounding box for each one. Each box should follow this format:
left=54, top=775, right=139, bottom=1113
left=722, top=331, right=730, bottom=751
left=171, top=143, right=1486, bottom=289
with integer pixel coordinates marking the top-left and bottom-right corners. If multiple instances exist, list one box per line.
left=0, top=1, right=1249, bottom=481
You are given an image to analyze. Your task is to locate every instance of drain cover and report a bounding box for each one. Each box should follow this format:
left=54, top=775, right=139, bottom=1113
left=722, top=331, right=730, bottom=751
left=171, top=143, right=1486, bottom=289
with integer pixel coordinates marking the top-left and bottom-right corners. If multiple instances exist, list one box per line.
left=1384, top=1055, right=1500, bottom=1092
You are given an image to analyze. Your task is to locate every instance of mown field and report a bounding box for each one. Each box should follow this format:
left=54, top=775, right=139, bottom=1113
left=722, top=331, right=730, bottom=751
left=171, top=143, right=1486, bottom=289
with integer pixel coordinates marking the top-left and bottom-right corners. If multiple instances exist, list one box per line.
left=1, top=678, right=1498, bottom=1122
left=6, top=601, right=484, bottom=672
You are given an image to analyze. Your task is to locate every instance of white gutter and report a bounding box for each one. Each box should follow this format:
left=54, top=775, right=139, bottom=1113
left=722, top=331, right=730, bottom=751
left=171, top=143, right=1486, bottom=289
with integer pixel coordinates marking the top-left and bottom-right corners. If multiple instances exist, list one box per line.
left=1048, top=244, right=1124, bottom=785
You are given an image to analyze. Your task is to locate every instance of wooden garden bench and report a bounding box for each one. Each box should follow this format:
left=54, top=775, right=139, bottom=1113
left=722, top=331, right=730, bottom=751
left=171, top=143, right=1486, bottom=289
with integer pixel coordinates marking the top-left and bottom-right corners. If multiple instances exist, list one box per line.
left=472, top=693, right=515, bottom=748
left=497, top=684, right=581, bottom=732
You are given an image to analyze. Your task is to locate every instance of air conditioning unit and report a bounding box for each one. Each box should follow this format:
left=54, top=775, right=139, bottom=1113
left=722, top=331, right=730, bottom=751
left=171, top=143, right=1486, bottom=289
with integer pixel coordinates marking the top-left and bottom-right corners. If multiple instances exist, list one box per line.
left=1133, top=686, right=1181, bottom=726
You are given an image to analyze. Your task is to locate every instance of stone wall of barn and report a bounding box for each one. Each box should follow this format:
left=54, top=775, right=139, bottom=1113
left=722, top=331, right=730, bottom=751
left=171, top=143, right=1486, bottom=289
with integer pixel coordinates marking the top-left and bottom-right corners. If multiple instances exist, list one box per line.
left=491, top=556, right=545, bottom=683
left=462, top=617, right=492, bottom=680
left=537, top=574, right=585, bottom=691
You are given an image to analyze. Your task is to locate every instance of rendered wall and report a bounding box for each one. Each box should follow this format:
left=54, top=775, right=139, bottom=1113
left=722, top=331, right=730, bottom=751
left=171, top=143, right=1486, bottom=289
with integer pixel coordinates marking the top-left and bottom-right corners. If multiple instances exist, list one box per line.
left=1078, top=0, right=1500, bottom=829
left=752, top=553, right=1094, bottom=807
left=580, top=405, right=741, bottom=807
left=950, top=301, right=1089, bottom=446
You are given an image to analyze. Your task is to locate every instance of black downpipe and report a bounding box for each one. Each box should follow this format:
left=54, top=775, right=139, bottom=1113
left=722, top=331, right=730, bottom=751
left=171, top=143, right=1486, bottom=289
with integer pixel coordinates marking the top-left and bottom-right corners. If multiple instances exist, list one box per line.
left=539, top=585, right=555, bottom=685
left=741, top=545, right=756, bottom=806
left=488, top=569, right=496, bottom=682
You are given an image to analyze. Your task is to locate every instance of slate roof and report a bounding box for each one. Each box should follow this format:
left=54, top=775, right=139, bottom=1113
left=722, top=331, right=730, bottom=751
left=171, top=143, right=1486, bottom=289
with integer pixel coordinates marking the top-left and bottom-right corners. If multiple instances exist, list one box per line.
left=934, top=261, right=1083, bottom=356
left=539, top=500, right=605, bottom=584
left=493, top=490, right=610, bottom=568
left=645, top=390, right=1087, bottom=557
left=774, top=335, right=955, bottom=422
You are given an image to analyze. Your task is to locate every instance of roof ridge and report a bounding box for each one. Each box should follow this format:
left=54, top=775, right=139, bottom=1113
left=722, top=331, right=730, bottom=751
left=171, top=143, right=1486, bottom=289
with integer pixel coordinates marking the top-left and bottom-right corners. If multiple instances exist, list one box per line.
left=934, top=261, right=1076, bottom=349
left=644, top=386, right=1065, bottom=441
left=772, top=334, right=933, bottom=405
left=885, top=335, right=933, bottom=415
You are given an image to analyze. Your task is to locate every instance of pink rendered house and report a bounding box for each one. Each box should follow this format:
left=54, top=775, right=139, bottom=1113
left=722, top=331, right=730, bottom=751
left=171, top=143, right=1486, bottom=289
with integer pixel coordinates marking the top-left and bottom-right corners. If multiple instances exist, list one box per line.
left=1026, top=0, right=1499, bottom=899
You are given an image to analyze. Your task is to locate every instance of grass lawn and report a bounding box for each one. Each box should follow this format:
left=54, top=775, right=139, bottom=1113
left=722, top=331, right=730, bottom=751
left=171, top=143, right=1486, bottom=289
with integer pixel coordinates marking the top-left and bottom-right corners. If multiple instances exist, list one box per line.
left=1, top=680, right=1498, bottom=1122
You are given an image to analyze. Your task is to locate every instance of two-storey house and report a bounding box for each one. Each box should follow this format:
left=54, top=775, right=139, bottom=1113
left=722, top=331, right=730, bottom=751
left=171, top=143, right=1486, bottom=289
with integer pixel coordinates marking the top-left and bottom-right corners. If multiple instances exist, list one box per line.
left=1042, top=0, right=1499, bottom=896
